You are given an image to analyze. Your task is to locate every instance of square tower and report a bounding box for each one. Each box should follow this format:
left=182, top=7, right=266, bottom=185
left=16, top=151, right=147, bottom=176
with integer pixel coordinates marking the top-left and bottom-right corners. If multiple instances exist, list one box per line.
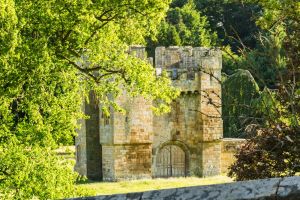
left=153, top=46, right=223, bottom=177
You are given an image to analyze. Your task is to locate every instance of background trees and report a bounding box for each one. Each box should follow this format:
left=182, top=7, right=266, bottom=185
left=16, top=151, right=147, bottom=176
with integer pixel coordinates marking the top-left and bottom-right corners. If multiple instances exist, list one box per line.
left=228, top=0, right=300, bottom=180
left=194, top=0, right=261, bottom=52
left=222, top=70, right=261, bottom=138
left=147, top=0, right=217, bottom=56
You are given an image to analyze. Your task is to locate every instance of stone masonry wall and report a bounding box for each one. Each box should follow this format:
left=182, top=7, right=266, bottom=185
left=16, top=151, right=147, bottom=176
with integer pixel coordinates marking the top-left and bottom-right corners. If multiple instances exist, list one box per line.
left=75, top=91, right=102, bottom=180
left=114, top=144, right=152, bottom=180
left=101, top=144, right=152, bottom=181
left=101, top=96, right=153, bottom=181
left=102, top=145, right=115, bottom=181
left=221, top=138, right=245, bottom=174
left=74, top=101, right=87, bottom=177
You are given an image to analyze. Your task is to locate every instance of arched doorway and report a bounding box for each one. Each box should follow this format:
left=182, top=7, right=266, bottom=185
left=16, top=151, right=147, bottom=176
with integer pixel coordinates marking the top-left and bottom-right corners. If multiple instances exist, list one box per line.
left=156, top=145, right=186, bottom=177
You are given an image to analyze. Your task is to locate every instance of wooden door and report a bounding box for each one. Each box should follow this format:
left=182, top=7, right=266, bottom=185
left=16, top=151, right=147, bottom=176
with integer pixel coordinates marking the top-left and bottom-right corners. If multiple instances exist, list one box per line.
left=156, top=145, right=186, bottom=177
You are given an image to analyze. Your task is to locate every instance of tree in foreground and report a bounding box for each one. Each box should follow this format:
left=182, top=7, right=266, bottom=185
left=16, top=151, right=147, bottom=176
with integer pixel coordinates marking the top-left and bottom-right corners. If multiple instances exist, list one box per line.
left=0, top=0, right=178, bottom=198
left=228, top=0, right=300, bottom=181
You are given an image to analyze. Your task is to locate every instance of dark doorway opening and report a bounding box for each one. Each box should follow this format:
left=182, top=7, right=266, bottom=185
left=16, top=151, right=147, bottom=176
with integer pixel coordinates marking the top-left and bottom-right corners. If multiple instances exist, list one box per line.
left=85, top=91, right=102, bottom=181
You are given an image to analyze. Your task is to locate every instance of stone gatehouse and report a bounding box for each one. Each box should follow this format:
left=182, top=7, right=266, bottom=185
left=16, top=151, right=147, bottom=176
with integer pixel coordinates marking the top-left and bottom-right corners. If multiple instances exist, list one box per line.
left=75, top=46, right=233, bottom=181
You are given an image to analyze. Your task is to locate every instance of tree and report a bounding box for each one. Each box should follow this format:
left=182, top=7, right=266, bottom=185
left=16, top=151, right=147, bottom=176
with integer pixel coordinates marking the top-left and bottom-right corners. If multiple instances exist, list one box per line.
left=228, top=0, right=300, bottom=180
left=0, top=0, right=179, bottom=149
left=222, top=69, right=261, bottom=138
left=0, top=143, right=90, bottom=199
left=0, top=0, right=178, bottom=198
left=194, top=0, right=262, bottom=52
left=147, top=0, right=217, bottom=55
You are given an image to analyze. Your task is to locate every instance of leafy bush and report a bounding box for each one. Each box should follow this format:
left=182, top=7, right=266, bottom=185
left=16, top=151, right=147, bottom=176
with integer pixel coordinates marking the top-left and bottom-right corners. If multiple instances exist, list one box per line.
left=228, top=125, right=300, bottom=181
left=0, top=143, right=92, bottom=199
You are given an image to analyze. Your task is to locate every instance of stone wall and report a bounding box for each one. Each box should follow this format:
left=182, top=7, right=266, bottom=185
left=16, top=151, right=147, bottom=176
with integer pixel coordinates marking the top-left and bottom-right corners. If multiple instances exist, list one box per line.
left=69, top=176, right=300, bottom=200
left=101, top=144, right=152, bottom=181
left=101, top=145, right=114, bottom=180
left=101, top=94, right=153, bottom=181
left=75, top=102, right=87, bottom=177
left=221, top=138, right=245, bottom=174
left=114, top=144, right=152, bottom=180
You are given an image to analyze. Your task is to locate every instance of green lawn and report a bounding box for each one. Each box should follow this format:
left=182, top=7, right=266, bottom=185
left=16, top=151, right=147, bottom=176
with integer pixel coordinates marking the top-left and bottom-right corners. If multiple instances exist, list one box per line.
left=77, top=176, right=233, bottom=196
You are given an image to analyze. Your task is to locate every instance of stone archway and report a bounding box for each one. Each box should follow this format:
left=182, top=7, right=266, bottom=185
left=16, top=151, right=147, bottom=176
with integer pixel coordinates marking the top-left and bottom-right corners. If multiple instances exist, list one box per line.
left=155, top=144, right=187, bottom=177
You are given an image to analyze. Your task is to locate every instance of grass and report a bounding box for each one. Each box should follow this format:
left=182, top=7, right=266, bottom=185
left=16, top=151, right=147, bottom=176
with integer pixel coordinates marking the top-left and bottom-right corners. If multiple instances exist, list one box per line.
left=77, top=176, right=233, bottom=196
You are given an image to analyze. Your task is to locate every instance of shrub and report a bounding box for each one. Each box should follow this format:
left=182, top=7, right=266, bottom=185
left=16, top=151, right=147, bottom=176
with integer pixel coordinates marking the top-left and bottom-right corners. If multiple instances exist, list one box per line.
left=0, top=143, right=90, bottom=199
left=228, top=125, right=300, bottom=181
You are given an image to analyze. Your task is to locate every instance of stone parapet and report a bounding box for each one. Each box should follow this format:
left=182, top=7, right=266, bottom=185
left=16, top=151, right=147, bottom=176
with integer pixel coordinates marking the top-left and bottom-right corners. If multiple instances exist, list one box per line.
left=155, top=46, right=221, bottom=69
left=155, top=46, right=221, bottom=93
left=69, top=176, right=300, bottom=200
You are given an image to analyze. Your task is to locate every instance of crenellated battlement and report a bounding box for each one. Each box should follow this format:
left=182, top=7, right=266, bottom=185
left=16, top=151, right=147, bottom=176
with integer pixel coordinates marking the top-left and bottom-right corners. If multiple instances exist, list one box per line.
left=155, top=46, right=221, bottom=92
left=155, top=46, right=221, bottom=69
left=129, top=46, right=222, bottom=92
left=129, top=45, right=221, bottom=69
